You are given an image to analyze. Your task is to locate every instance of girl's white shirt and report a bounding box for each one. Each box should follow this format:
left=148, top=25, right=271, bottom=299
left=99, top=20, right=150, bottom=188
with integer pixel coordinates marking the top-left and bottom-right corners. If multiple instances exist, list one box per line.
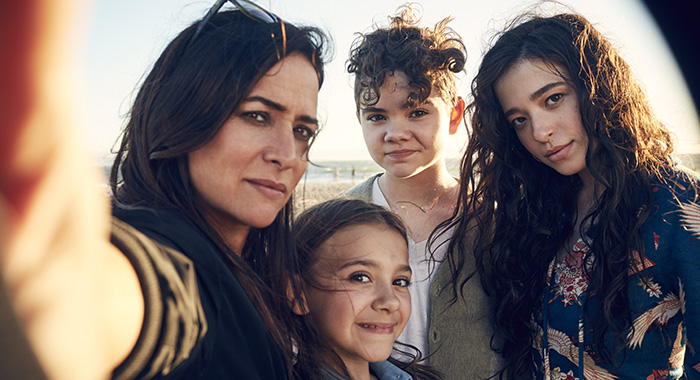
left=371, top=178, right=453, bottom=359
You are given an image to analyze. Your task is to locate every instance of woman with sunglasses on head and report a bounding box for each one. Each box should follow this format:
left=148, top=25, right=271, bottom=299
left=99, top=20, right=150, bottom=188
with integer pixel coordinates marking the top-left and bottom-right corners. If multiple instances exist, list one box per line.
left=108, top=1, right=331, bottom=379
left=2, top=0, right=329, bottom=379
left=450, top=9, right=700, bottom=380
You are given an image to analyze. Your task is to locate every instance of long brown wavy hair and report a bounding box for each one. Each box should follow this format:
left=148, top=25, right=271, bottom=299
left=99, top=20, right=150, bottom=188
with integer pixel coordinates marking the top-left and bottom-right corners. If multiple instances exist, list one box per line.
left=110, top=9, right=329, bottom=376
left=446, top=12, right=676, bottom=378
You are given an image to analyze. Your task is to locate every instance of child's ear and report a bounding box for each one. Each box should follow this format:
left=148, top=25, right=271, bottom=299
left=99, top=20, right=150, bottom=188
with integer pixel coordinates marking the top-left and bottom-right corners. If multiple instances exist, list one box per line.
left=449, top=97, right=466, bottom=135
left=356, top=110, right=361, bottom=124
left=287, top=278, right=310, bottom=316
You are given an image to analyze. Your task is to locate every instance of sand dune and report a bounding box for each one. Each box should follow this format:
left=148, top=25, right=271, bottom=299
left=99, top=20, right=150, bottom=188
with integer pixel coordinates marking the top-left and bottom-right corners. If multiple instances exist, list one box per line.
left=293, top=182, right=356, bottom=213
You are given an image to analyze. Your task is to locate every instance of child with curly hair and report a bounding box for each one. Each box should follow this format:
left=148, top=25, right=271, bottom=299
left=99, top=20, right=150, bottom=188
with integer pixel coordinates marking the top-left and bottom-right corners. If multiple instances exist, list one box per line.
left=343, top=4, right=502, bottom=379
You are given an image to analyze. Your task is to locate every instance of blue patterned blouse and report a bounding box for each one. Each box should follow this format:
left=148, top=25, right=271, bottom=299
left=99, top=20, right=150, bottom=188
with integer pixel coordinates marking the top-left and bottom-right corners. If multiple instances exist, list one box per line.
left=532, top=168, right=700, bottom=380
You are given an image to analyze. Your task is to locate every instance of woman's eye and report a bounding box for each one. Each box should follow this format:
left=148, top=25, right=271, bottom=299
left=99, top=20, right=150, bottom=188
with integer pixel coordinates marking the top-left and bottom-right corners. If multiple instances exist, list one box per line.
left=242, top=111, right=269, bottom=123
left=349, top=273, right=371, bottom=283
left=294, top=126, right=316, bottom=141
left=393, top=278, right=410, bottom=287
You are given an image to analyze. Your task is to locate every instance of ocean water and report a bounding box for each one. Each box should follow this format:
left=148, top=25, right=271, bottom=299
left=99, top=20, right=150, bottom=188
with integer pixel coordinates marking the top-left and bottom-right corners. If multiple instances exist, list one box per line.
left=302, top=160, right=383, bottom=184
left=301, top=158, right=463, bottom=184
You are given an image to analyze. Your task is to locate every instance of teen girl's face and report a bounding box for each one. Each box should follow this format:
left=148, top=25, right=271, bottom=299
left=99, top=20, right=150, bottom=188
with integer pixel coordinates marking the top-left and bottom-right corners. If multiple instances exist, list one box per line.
left=358, top=70, right=464, bottom=180
left=188, top=53, right=319, bottom=253
left=302, top=224, right=411, bottom=375
left=495, top=59, right=589, bottom=177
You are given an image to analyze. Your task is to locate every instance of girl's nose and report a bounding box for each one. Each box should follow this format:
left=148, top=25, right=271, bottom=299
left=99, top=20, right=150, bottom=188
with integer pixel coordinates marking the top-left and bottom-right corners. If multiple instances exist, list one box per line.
left=371, top=283, right=401, bottom=313
left=531, top=114, right=555, bottom=143
left=384, top=120, right=411, bottom=142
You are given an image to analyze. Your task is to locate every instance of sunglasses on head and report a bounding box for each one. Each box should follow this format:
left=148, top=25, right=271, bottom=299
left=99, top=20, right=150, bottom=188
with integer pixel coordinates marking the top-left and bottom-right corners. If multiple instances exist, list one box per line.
left=188, top=0, right=281, bottom=47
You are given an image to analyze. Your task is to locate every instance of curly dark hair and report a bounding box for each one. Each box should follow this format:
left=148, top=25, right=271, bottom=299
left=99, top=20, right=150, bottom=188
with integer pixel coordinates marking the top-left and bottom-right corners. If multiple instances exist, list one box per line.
left=346, top=4, right=466, bottom=111
left=446, top=12, right=676, bottom=378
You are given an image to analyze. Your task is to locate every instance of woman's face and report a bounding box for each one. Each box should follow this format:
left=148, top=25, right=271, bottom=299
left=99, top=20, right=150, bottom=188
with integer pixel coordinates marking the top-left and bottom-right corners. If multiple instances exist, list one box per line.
left=188, top=53, right=319, bottom=252
left=495, top=59, right=589, bottom=177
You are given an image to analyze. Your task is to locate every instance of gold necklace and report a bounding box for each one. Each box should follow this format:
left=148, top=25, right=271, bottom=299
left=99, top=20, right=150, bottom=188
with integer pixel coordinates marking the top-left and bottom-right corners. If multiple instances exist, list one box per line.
left=377, top=182, right=449, bottom=214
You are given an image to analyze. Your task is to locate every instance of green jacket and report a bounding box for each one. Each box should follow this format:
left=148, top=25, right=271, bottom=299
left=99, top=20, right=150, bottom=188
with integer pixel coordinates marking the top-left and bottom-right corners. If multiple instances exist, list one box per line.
left=342, top=174, right=503, bottom=380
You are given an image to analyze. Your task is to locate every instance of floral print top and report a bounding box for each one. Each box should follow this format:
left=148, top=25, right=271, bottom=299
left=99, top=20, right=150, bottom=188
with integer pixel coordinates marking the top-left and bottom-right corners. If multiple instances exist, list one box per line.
left=532, top=169, right=700, bottom=380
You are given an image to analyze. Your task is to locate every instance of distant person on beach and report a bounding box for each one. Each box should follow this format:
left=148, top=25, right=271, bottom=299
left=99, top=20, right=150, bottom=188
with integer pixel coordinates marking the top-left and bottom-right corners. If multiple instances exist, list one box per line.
left=291, top=199, right=440, bottom=380
left=342, top=5, right=501, bottom=378
left=454, top=10, right=700, bottom=379
left=1, top=0, right=329, bottom=379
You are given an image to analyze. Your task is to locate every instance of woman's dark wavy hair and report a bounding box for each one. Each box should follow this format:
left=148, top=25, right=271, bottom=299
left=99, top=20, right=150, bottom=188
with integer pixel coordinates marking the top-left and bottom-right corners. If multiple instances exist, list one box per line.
left=346, top=3, right=466, bottom=111
left=109, top=9, right=329, bottom=376
left=447, top=11, right=676, bottom=378
left=292, top=199, right=441, bottom=380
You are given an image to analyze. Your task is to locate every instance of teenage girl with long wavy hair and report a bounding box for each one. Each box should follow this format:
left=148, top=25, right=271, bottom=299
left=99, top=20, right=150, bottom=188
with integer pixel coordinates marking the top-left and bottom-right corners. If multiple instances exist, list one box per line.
left=447, top=11, right=700, bottom=379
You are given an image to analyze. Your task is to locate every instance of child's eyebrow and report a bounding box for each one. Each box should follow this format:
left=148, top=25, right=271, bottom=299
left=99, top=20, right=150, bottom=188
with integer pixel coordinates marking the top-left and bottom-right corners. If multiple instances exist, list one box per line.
left=359, top=106, right=385, bottom=115
left=337, top=260, right=412, bottom=274
left=338, top=259, right=375, bottom=270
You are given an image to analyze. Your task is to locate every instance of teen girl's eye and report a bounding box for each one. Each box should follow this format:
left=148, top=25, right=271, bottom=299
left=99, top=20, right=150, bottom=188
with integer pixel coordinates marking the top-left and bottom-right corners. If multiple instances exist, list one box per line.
left=349, top=272, right=371, bottom=283
left=510, top=116, right=527, bottom=130
left=545, top=93, right=563, bottom=106
left=393, top=277, right=411, bottom=287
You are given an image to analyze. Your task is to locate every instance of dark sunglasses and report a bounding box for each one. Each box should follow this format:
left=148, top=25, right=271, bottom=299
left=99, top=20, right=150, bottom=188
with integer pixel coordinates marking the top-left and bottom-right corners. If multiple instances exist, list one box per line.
left=188, top=0, right=281, bottom=47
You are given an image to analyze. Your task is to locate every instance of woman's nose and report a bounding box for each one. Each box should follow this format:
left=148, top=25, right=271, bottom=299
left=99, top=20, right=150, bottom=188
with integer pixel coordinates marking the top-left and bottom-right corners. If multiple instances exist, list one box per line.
left=263, top=127, right=300, bottom=168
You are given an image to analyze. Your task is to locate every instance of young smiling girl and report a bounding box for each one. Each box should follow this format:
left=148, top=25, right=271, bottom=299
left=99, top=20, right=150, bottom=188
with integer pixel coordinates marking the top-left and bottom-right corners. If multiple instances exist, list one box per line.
left=450, top=10, right=700, bottom=380
left=292, top=199, right=440, bottom=380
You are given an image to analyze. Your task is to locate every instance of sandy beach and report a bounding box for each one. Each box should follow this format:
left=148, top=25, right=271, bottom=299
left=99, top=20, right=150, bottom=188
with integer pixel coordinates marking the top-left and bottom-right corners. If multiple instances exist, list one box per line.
left=293, top=182, right=357, bottom=213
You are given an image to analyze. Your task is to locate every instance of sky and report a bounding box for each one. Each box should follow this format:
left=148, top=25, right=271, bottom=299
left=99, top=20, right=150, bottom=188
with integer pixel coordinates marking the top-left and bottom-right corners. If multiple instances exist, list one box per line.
left=81, top=0, right=700, bottom=164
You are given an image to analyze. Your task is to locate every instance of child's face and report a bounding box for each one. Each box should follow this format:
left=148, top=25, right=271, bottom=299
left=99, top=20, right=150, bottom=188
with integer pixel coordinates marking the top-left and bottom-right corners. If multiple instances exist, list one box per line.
left=357, top=70, right=462, bottom=180
left=495, top=59, right=590, bottom=178
left=303, top=223, right=411, bottom=372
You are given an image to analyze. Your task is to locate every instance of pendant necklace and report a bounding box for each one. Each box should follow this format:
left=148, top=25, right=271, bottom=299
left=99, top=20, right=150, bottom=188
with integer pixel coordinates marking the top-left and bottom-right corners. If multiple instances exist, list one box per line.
left=377, top=182, right=449, bottom=214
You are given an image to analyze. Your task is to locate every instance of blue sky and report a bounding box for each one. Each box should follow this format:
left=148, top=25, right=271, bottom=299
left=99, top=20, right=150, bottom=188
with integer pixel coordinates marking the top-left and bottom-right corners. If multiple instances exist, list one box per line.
left=81, top=0, right=699, bottom=163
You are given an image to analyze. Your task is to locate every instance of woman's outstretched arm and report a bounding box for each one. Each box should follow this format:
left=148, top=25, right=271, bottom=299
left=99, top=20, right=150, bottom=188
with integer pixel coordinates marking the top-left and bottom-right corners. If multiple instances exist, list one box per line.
left=0, top=0, right=143, bottom=379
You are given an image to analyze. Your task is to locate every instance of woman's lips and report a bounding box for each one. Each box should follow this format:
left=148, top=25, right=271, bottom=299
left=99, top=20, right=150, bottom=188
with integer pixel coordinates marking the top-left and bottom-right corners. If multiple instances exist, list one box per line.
left=247, top=179, right=287, bottom=199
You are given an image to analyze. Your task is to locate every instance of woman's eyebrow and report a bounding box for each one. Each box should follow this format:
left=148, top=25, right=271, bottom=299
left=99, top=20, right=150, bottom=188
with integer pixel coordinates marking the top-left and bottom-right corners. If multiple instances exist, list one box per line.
left=244, top=95, right=319, bottom=125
